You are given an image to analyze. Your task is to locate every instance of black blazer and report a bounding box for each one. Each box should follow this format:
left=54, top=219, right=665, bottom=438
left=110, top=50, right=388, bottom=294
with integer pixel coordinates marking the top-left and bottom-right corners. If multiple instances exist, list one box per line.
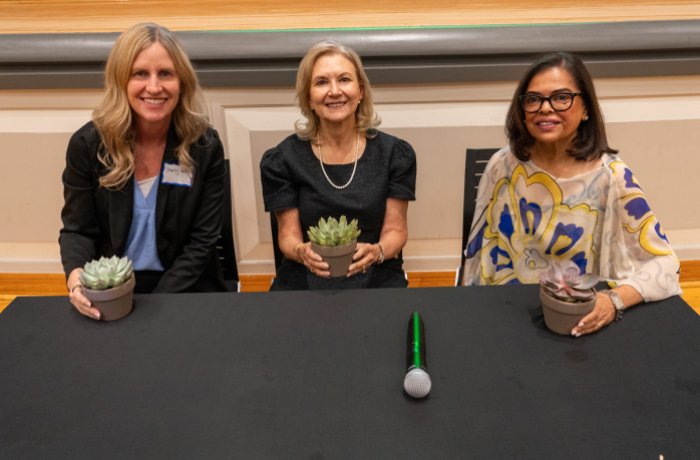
left=59, top=121, right=226, bottom=293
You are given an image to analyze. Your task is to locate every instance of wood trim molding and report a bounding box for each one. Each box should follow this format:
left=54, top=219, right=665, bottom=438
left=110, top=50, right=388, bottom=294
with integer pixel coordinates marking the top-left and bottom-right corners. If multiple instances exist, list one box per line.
left=680, top=260, right=700, bottom=283
left=1, top=261, right=699, bottom=295
left=1, top=265, right=698, bottom=313
left=0, top=273, right=67, bottom=296
left=239, top=275, right=273, bottom=293
left=1, top=262, right=697, bottom=295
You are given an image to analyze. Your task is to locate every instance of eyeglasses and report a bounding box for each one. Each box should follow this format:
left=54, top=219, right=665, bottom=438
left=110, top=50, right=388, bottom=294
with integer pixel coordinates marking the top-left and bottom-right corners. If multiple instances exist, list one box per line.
left=518, top=92, right=582, bottom=113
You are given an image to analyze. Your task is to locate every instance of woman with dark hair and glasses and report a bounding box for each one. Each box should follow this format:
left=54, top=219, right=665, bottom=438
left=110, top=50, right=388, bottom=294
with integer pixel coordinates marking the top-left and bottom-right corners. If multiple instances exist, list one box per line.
left=461, top=52, right=680, bottom=336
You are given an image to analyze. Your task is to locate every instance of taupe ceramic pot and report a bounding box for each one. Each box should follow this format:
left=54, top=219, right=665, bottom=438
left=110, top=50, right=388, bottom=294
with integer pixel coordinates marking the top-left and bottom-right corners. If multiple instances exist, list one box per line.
left=82, top=276, right=135, bottom=321
left=539, top=285, right=595, bottom=335
left=311, top=241, right=357, bottom=277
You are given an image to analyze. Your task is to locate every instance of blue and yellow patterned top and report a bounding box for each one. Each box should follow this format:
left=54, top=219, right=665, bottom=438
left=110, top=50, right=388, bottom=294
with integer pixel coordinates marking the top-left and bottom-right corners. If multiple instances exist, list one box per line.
left=462, top=147, right=681, bottom=302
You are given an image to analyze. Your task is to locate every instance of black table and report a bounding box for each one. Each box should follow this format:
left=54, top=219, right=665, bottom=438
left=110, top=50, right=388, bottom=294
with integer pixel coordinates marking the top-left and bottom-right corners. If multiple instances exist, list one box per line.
left=1, top=286, right=698, bottom=459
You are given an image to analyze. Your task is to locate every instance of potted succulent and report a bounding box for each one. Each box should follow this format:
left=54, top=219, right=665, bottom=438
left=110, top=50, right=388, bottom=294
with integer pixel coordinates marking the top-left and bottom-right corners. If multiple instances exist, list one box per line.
left=307, top=215, right=361, bottom=277
left=79, top=255, right=135, bottom=321
left=539, top=260, right=598, bottom=335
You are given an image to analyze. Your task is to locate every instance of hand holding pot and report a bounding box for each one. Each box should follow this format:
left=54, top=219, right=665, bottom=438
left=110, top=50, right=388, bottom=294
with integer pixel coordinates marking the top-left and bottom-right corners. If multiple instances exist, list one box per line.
left=570, top=292, right=615, bottom=337
left=348, top=243, right=379, bottom=277
left=296, top=242, right=330, bottom=278
left=67, top=268, right=101, bottom=320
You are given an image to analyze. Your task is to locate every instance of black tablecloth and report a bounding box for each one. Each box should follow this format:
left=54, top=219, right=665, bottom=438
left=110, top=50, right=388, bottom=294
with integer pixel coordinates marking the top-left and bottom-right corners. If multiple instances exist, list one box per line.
left=0, top=286, right=698, bottom=459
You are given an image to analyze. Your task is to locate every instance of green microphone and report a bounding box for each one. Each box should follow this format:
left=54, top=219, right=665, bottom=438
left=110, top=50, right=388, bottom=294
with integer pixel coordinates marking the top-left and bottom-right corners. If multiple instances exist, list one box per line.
left=403, top=312, right=432, bottom=398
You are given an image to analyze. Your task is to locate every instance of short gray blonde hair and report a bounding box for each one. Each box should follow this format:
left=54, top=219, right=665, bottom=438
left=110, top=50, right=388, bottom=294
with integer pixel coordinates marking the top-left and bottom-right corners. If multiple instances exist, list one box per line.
left=294, top=40, right=380, bottom=140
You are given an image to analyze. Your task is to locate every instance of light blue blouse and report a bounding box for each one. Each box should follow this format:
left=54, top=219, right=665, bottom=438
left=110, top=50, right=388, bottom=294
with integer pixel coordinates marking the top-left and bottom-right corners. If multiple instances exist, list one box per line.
left=125, top=176, right=164, bottom=271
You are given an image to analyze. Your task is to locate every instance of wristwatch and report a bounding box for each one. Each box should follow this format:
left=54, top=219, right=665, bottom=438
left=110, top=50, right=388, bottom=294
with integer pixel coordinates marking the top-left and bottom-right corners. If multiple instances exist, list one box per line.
left=604, top=290, right=625, bottom=321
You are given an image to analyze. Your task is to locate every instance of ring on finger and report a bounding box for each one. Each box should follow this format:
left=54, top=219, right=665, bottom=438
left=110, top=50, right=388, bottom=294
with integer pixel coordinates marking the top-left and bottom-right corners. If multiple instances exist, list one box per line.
left=362, top=265, right=366, bottom=274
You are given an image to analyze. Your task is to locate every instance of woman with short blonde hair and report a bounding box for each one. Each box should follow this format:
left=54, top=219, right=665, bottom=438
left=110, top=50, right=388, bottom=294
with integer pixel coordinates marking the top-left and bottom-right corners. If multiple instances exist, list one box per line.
left=261, top=40, right=417, bottom=290
left=294, top=40, right=380, bottom=141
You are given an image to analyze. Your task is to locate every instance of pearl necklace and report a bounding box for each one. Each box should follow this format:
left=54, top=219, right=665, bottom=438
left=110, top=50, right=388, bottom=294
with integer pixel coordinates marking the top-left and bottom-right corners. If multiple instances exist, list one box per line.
left=317, top=132, right=360, bottom=190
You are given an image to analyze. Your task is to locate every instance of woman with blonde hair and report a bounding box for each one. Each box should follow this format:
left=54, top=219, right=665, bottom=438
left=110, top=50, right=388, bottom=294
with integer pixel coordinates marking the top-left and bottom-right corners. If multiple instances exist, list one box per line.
left=261, top=40, right=417, bottom=290
left=60, top=22, right=227, bottom=320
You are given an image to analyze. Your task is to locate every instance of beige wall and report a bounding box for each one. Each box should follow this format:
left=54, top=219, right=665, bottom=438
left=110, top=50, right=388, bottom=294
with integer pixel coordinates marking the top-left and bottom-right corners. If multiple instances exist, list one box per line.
left=1, top=75, right=699, bottom=274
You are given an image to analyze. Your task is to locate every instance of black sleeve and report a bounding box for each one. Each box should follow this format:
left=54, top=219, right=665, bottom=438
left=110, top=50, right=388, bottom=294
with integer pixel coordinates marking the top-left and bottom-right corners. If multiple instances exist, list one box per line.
left=260, top=141, right=299, bottom=213
left=58, top=124, right=101, bottom=279
left=388, top=137, right=417, bottom=201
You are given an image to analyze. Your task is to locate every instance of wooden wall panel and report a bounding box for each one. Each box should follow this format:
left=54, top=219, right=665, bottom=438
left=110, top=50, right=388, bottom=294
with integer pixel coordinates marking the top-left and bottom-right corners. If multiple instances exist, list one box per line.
left=1, top=0, right=699, bottom=34
left=1, top=268, right=698, bottom=315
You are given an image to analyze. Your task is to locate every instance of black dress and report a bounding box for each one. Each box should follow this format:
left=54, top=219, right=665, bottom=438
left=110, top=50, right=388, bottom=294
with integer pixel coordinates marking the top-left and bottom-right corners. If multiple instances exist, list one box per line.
left=260, top=131, right=417, bottom=290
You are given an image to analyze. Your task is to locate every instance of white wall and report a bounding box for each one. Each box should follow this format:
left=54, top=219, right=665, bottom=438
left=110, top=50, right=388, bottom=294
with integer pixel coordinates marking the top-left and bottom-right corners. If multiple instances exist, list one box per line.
left=1, top=75, right=699, bottom=273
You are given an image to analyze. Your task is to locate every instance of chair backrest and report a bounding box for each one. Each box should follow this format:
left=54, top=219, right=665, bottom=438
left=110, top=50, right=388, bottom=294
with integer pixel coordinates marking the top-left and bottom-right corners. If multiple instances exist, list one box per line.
left=217, top=159, right=239, bottom=290
left=457, top=148, right=499, bottom=285
left=270, top=212, right=284, bottom=273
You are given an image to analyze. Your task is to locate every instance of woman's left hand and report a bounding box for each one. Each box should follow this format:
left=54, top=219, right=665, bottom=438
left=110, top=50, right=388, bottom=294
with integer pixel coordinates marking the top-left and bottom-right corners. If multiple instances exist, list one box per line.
left=347, top=243, right=380, bottom=277
left=571, top=291, right=616, bottom=337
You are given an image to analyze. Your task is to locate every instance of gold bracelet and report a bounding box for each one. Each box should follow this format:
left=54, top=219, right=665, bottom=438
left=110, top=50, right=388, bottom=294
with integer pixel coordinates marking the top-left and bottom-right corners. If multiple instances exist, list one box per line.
left=377, top=242, right=385, bottom=264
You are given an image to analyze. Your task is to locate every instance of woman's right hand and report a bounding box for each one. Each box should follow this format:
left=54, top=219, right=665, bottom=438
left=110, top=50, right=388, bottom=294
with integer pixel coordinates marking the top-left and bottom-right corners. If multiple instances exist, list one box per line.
left=296, top=243, right=330, bottom=278
left=67, top=268, right=101, bottom=320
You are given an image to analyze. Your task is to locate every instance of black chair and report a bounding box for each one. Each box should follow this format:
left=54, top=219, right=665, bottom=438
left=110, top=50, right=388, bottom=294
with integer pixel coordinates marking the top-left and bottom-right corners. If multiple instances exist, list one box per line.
left=456, top=148, right=499, bottom=286
left=216, top=159, right=240, bottom=291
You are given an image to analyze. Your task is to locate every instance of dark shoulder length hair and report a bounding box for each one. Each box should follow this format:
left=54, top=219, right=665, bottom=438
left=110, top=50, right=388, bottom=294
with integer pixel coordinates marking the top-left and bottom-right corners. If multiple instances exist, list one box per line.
left=505, top=51, right=617, bottom=161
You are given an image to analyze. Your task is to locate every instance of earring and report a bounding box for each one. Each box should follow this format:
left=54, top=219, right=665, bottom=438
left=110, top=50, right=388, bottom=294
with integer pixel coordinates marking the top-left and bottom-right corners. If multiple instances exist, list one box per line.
left=582, top=115, right=589, bottom=121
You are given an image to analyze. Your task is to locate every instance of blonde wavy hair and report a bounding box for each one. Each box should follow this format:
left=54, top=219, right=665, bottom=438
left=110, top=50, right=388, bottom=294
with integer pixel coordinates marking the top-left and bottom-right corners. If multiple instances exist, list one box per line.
left=92, top=22, right=209, bottom=189
left=295, top=40, right=380, bottom=141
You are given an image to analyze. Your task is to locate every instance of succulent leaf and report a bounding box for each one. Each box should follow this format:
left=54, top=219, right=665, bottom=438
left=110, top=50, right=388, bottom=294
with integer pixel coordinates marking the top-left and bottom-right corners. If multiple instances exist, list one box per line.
left=80, top=256, right=134, bottom=290
left=539, top=259, right=597, bottom=303
left=307, top=215, right=361, bottom=247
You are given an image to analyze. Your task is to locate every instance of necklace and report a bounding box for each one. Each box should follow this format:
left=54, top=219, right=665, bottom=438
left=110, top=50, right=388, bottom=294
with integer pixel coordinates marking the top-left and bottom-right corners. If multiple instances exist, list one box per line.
left=317, top=131, right=360, bottom=190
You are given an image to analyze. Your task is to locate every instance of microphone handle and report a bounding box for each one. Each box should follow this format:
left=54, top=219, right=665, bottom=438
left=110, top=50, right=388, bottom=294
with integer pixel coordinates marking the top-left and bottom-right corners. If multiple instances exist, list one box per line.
left=407, top=311, right=427, bottom=371
left=404, top=311, right=432, bottom=398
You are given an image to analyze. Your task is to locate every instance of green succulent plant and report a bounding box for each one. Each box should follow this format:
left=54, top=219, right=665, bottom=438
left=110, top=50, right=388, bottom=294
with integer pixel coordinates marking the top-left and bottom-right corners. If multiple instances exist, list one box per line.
left=307, top=215, right=361, bottom=247
left=80, top=256, right=134, bottom=290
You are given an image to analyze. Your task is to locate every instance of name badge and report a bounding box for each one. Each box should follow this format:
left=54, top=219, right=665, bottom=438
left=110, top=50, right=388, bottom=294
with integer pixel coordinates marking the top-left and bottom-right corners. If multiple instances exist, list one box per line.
left=162, top=162, right=192, bottom=187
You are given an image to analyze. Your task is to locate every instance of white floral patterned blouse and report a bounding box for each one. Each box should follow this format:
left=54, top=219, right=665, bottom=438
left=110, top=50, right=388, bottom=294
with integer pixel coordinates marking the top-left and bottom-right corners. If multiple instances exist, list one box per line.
left=462, top=147, right=681, bottom=302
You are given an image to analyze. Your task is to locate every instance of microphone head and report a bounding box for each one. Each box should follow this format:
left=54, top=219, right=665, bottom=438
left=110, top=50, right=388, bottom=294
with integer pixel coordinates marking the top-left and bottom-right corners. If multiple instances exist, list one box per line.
left=404, top=367, right=432, bottom=399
